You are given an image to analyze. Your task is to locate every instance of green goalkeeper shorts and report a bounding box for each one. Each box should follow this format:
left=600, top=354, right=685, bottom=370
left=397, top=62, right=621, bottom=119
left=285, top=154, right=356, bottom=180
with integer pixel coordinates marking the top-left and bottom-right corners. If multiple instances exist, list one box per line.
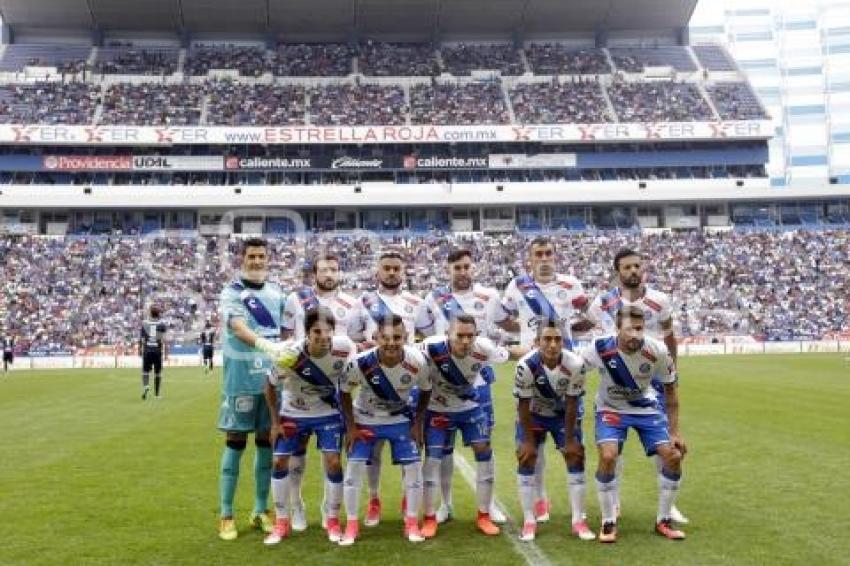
left=217, top=394, right=272, bottom=433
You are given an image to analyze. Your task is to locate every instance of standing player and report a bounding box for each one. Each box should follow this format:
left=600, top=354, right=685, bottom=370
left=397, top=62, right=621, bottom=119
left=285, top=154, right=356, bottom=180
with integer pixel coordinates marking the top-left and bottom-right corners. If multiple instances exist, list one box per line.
left=417, top=249, right=506, bottom=524
left=262, top=307, right=356, bottom=545
left=420, top=314, right=517, bottom=538
left=139, top=305, right=167, bottom=400
left=355, top=251, right=429, bottom=526
left=514, top=320, right=594, bottom=542
left=2, top=332, right=14, bottom=372
left=338, top=314, right=430, bottom=546
left=282, top=254, right=361, bottom=341
left=587, top=248, right=687, bottom=524
left=493, top=236, right=591, bottom=522
left=200, top=322, right=215, bottom=374
left=583, top=307, right=686, bottom=543
left=281, top=254, right=361, bottom=530
left=216, top=237, right=286, bottom=541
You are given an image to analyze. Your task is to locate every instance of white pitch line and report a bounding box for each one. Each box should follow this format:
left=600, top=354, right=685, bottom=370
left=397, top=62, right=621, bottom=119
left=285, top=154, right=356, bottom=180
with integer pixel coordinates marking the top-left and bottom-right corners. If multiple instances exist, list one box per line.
left=453, top=454, right=554, bottom=566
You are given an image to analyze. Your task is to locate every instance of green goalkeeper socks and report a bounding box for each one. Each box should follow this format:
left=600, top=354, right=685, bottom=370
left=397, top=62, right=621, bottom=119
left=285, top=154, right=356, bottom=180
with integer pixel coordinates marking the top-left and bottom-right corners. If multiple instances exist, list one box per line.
left=219, top=446, right=244, bottom=518
left=253, top=445, right=272, bottom=514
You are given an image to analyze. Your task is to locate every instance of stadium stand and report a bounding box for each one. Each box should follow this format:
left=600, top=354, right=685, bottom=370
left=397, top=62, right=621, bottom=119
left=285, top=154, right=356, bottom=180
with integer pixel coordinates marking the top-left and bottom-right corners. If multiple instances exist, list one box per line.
left=524, top=45, right=611, bottom=75
left=441, top=43, right=525, bottom=76
left=1, top=231, right=846, bottom=354
left=510, top=78, right=614, bottom=123
left=92, top=45, right=180, bottom=75
left=410, top=82, right=511, bottom=125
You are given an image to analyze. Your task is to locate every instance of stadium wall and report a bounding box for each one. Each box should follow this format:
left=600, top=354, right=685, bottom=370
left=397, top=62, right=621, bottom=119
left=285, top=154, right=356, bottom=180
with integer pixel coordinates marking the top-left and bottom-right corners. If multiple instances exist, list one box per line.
left=7, top=342, right=849, bottom=371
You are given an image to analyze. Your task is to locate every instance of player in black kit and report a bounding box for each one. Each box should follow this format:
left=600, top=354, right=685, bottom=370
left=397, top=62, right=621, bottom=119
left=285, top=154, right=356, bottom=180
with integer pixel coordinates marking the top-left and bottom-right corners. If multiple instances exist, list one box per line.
left=200, top=322, right=215, bottom=374
left=140, top=306, right=168, bottom=399
left=2, top=333, right=14, bottom=372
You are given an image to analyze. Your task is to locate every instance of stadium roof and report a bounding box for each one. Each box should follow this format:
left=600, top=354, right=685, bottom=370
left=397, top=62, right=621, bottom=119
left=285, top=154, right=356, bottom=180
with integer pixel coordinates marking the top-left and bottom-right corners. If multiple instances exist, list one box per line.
left=0, top=0, right=698, bottom=41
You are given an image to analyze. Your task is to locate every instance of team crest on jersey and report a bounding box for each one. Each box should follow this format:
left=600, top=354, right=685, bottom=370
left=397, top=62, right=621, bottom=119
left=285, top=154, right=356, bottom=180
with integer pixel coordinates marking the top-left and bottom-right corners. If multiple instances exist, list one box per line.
left=474, top=302, right=484, bottom=311
left=336, top=308, right=346, bottom=318
left=471, top=363, right=482, bottom=372
left=405, top=305, right=414, bottom=314
left=557, top=290, right=568, bottom=300
left=333, top=360, right=344, bottom=371
left=400, top=373, right=412, bottom=385
left=639, top=362, right=652, bottom=374
left=253, top=357, right=264, bottom=369
left=558, top=378, right=569, bottom=388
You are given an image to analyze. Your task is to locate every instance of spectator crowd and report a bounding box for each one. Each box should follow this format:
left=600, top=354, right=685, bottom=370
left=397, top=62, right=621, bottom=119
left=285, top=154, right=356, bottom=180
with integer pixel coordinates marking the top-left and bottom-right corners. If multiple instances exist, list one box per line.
left=1, top=230, right=846, bottom=354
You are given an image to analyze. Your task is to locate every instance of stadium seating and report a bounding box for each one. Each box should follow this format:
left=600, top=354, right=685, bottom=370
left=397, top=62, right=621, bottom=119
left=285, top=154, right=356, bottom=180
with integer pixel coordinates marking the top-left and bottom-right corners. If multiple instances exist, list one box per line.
left=608, top=80, right=715, bottom=122
left=511, top=79, right=614, bottom=123
left=309, top=84, right=407, bottom=126
left=410, top=82, right=511, bottom=125
left=441, top=43, right=525, bottom=76
left=524, top=45, right=611, bottom=75
left=707, top=82, right=769, bottom=120
left=0, top=44, right=90, bottom=73
left=0, top=83, right=98, bottom=124
left=692, top=45, right=737, bottom=72
left=93, top=45, right=180, bottom=75
left=2, top=231, right=846, bottom=354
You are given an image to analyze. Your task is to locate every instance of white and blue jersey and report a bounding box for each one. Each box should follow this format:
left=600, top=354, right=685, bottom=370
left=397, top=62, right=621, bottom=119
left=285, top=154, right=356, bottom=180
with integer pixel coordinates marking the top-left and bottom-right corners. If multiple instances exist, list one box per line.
left=269, top=336, right=356, bottom=419
left=581, top=334, right=676, bottom=416
left=495, top=274, right=589, bottom=349
left=514, top=348, right=587, bottom=449
left=341, top=345, right=431, bottom=426
left=282, top=287, right=361, bottom=341
left=357, top=290, right=429, bottom=345
left=220, top=278, right=287, bottom=396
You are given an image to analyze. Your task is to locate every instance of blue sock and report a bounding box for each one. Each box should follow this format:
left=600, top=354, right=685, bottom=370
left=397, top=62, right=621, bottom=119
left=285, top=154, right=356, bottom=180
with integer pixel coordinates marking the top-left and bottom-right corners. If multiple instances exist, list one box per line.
left=254, top=445, right=273, bottom=514
left=219, top=446, right=244, bottom=518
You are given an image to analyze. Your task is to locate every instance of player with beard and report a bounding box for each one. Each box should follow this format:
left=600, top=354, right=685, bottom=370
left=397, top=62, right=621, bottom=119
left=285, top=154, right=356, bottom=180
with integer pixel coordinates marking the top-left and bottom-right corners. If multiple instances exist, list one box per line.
left=587, top=248, right=687, bottom=524
left=355, top=251, right=430, bottom=527
left=417, top=249, right=508, bottom=524
left=493, top=236, right=592, bottom=523
left=281, top=254, right=361, bottom=531
left=582, top=307, right=686, bottom=543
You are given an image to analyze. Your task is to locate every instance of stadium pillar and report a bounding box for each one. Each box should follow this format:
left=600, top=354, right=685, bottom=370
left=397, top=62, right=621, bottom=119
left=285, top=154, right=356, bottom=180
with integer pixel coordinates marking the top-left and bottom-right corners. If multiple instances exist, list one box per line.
left=595, top=29, right=608, bottom=48
left=678, top=26, right=689, bottom=46
left=1, top=24, right=12, bottom=45
left=179, top=30, right=191, bottom=49
left=92, top=27, right=104, bottom=47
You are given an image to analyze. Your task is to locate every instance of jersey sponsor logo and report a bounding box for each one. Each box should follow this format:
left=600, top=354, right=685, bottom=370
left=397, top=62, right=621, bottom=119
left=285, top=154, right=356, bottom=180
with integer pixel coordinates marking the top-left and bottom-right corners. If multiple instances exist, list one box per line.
left=403, top=296, right=420, bottom=306
left=557, top=280, right=574, bottom=290
left=471, top=351, right=487, bottom=362
left=234, top=396, right=254, bottom=413
left=473, top=292, right=490, bottom=302
left=336, top=297, right=353, bottom=309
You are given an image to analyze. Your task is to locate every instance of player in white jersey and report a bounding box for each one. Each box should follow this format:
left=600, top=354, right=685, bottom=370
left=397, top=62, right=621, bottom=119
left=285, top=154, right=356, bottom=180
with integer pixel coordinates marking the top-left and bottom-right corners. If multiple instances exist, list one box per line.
left=282, top=254, right=361, bottom=341
left=262, top=307, right=356, bottom=545
left=493, top=236, right=592, bottom=522
left=357, top=251, right=429, bottom=347
left=587, top=248, right=687, bottom=524
left=338, top=314, right=431, bottom=546
left=419, top=314, right=520, bottom=538
left=417, top=249, right=506, bottom=524
left=280, top=254, right=361, bottom=530
left=514, top=320, right=594, bottom=542
left=582, top=307, right=687, bottom=543
left=355, top=251, right=429, bottom=526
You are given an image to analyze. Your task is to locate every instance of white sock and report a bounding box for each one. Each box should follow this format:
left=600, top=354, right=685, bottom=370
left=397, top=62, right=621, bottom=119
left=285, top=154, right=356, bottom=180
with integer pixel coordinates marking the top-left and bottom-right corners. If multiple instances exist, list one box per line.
left=534, top=448, right=547, bottom=502
left=517, top=472, right=537, bottom=524
left=567, top=470, right=587, bottom=524
left=343, top=460, right=365, bottom=521
left=596, top=472, right=617, bottom=524
left=613, top=454, right=624, bottom=509
left=288, top=455, right=305, bottom=507
left=476, top=455, right=495, bottom=514
left=440, top=452, right=454, bottom=507
left=271, top=471, right=291, bottom=520
left=326, top=472, right=344, bottom=520
left=423, top=457, right=442, bottom=516
left=657, top=469, right=682, bottom=522
left=366, top=441, right=384, bottom=499
left=403, top=462, right=423, bottom=520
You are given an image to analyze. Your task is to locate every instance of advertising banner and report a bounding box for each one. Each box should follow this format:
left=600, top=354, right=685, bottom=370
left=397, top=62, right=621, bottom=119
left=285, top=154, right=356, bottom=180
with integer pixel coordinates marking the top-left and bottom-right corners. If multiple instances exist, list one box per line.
left=0, top=120, right=773, bottom=146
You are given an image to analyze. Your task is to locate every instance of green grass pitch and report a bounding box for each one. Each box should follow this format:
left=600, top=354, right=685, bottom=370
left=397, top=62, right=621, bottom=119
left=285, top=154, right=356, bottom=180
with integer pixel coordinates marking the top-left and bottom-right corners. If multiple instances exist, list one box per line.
left=1, top=354, right=848, bottom=565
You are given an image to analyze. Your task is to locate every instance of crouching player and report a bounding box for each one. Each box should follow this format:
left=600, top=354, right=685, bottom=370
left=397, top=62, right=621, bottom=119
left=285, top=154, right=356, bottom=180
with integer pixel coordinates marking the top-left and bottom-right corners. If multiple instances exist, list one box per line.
left=338, top=314, right=431, bottom=546
left=583, top=307, right=687, bottom=543
left=262, top=307, right=356, bottom=545
left=514, top=319, right=593, bottom=542
left=420, top=314, right=518, bottom=538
